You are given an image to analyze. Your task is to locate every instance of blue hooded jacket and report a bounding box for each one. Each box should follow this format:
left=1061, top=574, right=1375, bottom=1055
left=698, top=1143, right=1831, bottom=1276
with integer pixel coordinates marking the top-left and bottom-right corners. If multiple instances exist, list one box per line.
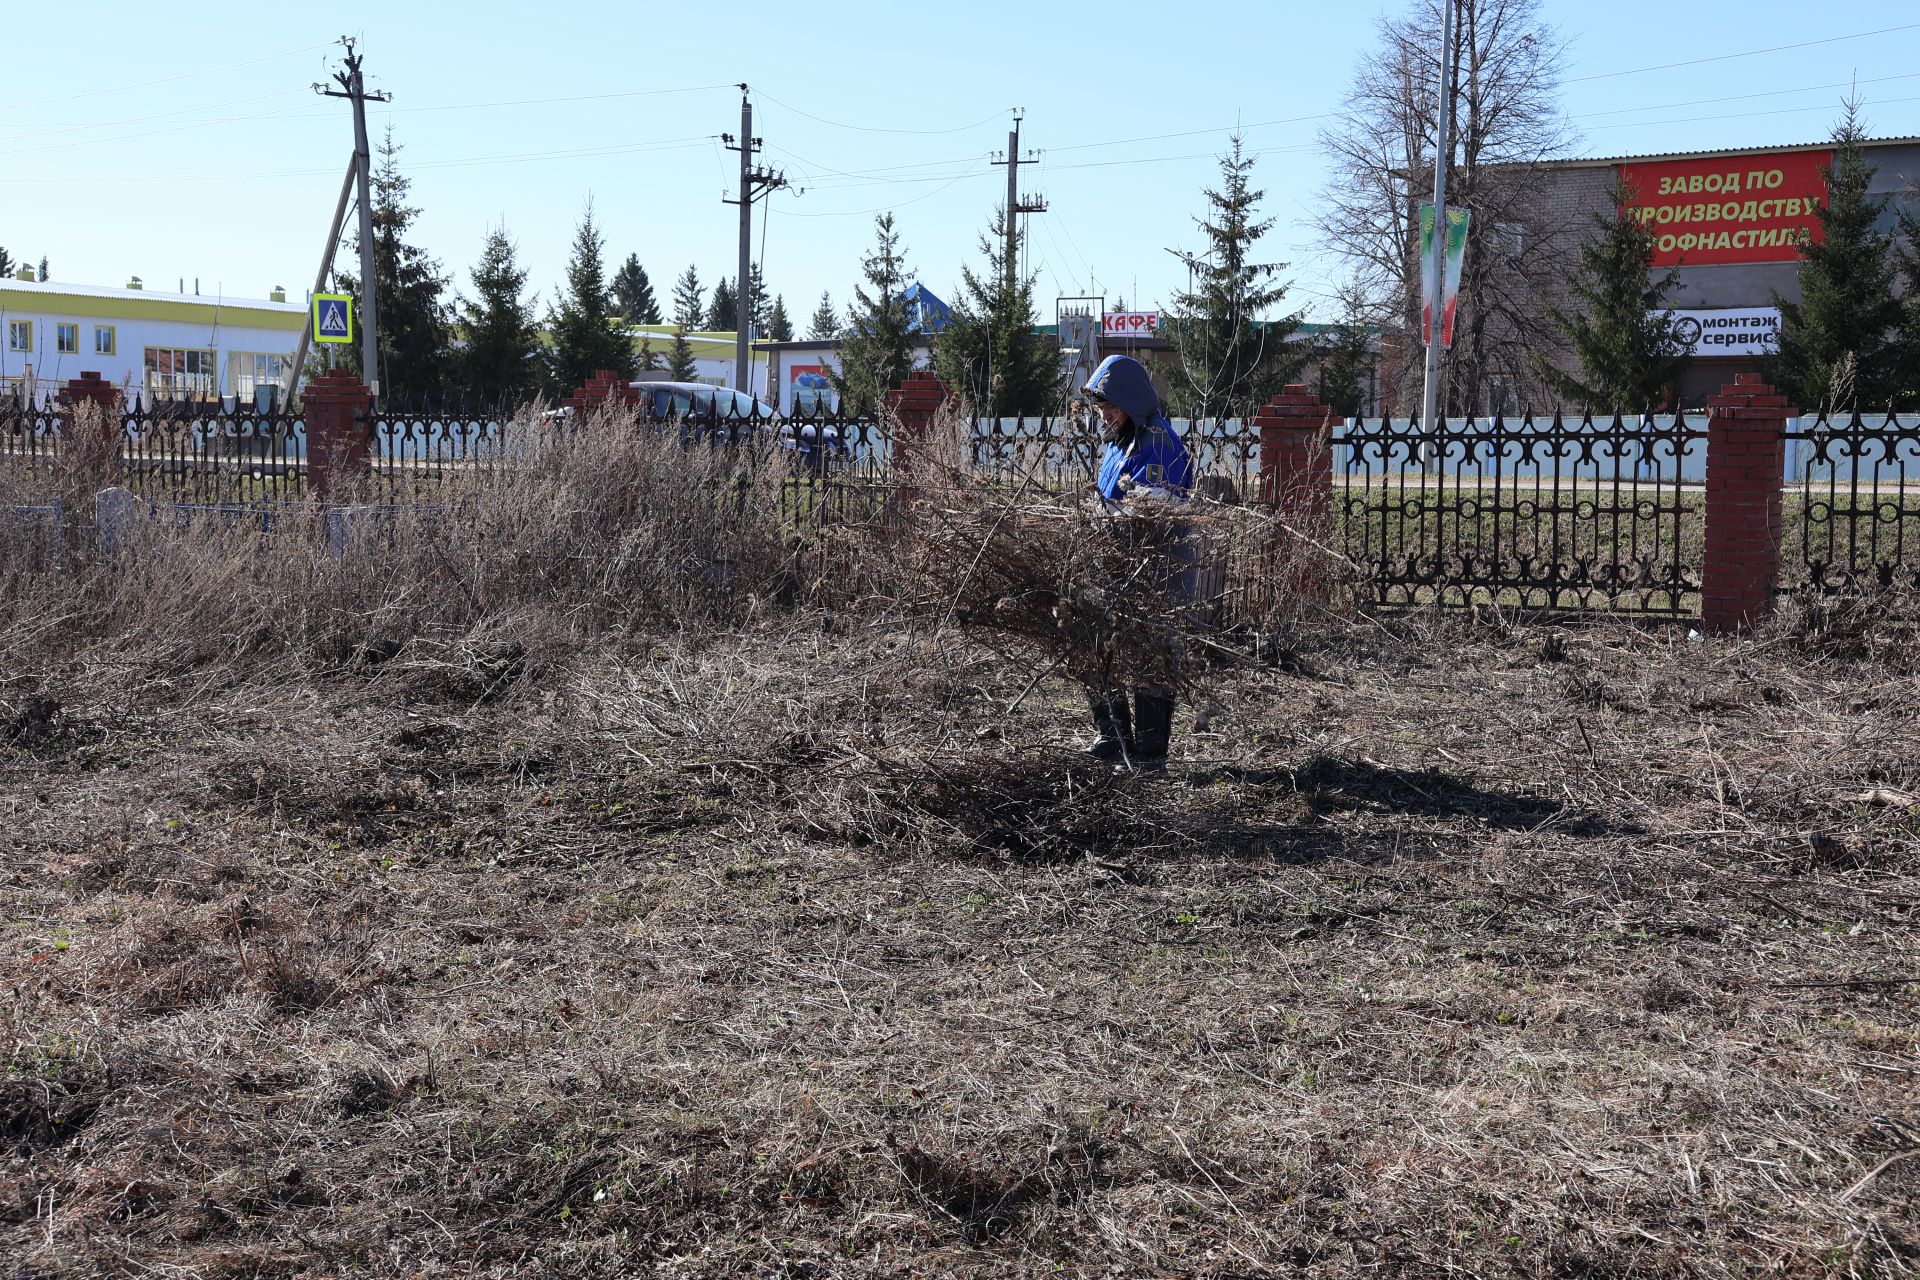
left=1084, top=355, right=1192, bottom=506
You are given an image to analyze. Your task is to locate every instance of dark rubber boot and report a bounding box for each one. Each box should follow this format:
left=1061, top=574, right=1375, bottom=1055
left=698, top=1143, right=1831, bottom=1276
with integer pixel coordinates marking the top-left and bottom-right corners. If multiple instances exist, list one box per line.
left=1129, top=693, right=1175, bottom=769
left=1085, top=697, right=1132, bottom=762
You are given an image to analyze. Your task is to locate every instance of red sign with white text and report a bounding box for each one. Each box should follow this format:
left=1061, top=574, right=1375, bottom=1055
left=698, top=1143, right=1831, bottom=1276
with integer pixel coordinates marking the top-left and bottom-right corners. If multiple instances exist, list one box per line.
left=1618, top=149, right=1830, bottom=267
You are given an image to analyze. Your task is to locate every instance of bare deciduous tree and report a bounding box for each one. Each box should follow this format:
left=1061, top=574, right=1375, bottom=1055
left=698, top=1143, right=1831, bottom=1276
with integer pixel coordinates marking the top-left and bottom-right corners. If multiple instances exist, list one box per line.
left=1318, top=0, right=1576, bottom=415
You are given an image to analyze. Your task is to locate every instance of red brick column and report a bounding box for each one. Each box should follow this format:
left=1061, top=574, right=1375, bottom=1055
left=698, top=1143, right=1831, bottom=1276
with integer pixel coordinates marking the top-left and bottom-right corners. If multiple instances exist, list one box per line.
left=1250, top=385, right=1337, bottom=598
left=882, top=369, right=950, bottom=475
left=564, top=369, right=642, bottom=417
left=58, top=370, right=124, bottom=493
left=1701, top=374, right=1792, bottom=634
left=303, top=368, right=373, bottom=503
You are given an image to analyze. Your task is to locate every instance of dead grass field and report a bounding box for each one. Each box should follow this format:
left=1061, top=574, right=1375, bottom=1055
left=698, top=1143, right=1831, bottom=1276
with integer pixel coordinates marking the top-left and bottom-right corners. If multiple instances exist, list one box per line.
left=4, top=593, right=1917, bottom=1277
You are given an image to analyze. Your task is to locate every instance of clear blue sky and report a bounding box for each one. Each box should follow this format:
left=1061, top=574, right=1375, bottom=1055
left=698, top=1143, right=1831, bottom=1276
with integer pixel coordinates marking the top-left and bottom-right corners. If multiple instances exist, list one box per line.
left=4, top=1, right=1917, bottom=326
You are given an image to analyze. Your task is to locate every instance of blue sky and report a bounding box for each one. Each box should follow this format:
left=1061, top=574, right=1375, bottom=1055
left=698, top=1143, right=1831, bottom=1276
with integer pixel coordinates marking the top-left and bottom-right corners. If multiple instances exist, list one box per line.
left=4, top=1, right=1917, bottom=326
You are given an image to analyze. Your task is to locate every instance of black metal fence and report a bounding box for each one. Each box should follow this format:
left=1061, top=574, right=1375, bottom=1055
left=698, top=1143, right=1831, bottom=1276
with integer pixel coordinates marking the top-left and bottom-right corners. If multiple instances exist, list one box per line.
left=1787, top=411, right=1920, bottom=594
left=1337, top=412, right=1708, bottom=614
left=7, top=390, right=1920, bottom=616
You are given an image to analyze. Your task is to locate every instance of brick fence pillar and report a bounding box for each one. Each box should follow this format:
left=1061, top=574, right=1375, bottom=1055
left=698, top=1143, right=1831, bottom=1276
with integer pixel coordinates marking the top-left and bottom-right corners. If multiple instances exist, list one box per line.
left=1701, top=374, right=1792, bottom=634
left=882, top=369, right=951, bottom=476
left=58, top=370, right=123, bottom=495
left=303, top=368, right=373, bottom=503
left=564, top=369, right=642, bottom=417
left=1250, top=384, right=1337, bottom=598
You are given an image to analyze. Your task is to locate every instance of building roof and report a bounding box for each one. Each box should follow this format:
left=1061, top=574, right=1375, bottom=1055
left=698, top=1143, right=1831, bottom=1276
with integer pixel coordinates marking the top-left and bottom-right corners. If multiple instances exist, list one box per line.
left=624, top=323, right=757, bottom=361
left=1531, top=135, right=1920, bottom=170
left=0, top=276, right=305, bottom=328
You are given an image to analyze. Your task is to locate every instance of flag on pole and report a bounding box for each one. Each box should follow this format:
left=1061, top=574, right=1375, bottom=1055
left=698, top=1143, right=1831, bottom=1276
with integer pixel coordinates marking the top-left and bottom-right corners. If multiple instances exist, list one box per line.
left=1419, top=203, right=1470, bottom=349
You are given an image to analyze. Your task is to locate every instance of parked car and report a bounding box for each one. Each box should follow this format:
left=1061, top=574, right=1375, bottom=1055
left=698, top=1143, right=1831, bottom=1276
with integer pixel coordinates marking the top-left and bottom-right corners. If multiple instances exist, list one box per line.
left=632, top=382, right=844, bottom=460
left=541, top=383, right=844, bottom=460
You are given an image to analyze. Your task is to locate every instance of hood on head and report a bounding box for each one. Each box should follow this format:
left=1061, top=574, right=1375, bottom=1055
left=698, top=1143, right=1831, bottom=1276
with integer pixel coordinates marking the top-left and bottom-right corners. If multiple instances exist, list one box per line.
left=1083, top=354, right=1162, bottom=424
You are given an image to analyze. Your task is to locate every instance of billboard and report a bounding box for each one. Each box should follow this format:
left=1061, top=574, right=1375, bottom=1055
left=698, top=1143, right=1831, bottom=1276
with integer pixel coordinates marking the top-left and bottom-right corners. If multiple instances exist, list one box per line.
left=788, top=363, right=836, bottom=414
left=1619, top=149, right=1830, bottom=267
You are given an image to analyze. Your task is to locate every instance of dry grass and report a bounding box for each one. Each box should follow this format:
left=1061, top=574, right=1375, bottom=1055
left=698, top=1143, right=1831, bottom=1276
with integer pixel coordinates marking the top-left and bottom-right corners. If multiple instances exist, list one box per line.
left=1, top=419, right=1917, bottom=1277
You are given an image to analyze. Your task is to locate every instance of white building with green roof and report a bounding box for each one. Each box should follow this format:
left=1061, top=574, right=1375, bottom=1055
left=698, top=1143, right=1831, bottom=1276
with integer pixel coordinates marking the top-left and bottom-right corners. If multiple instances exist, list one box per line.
left=0, top=270, right=305, bottom=405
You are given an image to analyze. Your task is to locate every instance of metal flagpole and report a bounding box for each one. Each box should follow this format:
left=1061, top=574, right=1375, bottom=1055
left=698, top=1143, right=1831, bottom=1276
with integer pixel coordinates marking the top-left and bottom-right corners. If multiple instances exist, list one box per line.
left=1420, top=0, right=1455, bottom=452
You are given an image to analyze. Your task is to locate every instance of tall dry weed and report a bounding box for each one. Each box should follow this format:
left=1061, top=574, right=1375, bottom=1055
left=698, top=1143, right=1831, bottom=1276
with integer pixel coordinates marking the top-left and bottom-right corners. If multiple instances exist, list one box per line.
left=0, top=407, right=809, bottom=697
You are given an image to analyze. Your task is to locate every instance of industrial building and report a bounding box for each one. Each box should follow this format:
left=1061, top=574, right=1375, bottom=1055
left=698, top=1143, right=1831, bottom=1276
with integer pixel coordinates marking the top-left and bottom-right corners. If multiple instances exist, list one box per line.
left=1515, top=135, right=1920, bottom=407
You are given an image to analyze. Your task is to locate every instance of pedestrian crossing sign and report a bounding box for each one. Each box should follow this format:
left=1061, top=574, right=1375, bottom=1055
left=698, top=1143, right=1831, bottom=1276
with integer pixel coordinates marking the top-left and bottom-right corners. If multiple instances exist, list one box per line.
left=312, top=292, right=354, bottom=344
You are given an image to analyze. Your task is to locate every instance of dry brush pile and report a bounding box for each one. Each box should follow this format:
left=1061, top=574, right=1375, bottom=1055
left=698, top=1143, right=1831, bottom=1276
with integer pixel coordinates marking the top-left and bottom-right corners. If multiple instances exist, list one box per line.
left=1, top=407, right=1917, bottom=1277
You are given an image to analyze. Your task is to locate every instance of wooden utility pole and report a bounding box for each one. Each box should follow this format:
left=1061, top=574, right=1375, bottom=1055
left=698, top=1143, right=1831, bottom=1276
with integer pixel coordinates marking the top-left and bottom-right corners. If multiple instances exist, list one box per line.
left=723, top=86, right=788, bottom=394
left=320, top=37, right=390, bottom=400
left=991, top=110, right=1048, bottom=291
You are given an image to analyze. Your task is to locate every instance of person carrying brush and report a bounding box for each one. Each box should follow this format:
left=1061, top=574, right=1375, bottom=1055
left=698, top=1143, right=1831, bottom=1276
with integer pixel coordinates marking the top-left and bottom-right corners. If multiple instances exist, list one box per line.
left=1080, top=354, right=1195, bottom=769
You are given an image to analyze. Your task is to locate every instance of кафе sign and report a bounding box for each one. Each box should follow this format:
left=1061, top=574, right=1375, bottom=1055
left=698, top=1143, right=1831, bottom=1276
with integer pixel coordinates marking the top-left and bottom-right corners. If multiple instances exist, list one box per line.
left=1619, top=149, right=1830, bottom=267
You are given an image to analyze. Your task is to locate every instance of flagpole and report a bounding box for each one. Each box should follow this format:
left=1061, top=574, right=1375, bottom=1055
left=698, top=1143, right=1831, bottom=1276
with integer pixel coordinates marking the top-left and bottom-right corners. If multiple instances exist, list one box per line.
left=1420, top=0, right=1455, bottom=455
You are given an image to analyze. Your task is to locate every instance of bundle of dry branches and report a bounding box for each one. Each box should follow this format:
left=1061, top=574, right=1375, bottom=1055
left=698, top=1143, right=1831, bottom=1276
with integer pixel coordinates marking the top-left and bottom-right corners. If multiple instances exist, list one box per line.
left=871, top=412, right=1224, bottom=699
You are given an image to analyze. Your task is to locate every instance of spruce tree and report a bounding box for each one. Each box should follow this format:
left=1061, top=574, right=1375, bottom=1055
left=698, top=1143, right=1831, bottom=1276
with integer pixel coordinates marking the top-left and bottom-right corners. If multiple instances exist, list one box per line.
left=1315, top=286, right=1377, bottom=419
left=667, top=265, right=704, bottom=382
left=637, top=334, right=663, bottom=372
left=832, top=214, right=917, bottom=414
left=1897, top=212, right=1920, bottom=402
left=456, top=223, right=541, bottom=405
left=933, top=206, right=1061, bottom=416
left=745, top=264, right=773, bottom=336
left=767, top=294, right=795, bottom=343
left=37, top=256, right=48, bottom=284
left=0, top=247, right=15, bottom=277
left=338, top=126, right=452, bottom=400
left=544, top=200, right=634, bottom=397
left=667, top=329, right=698, bottom=382
left=611, top=254, right=660, bottom=323
left=1164, top=136, right=1304, bottom=419
left=672, top=266, right=704, bottom=328
left=706, top=277, right=738, bottom=331
left=1536, top=177, right=1690, bottom=412
left=1770, top=103, right=1903, bottom=411
left=807, top=291, right=840, bottom=340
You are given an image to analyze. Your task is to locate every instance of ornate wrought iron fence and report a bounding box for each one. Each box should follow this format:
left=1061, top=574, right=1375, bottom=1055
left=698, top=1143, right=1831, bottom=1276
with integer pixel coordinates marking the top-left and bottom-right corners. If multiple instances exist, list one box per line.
left=1337, top=412, right=1708, bottom=613
left=1786, top=412, right=1920, bottom=593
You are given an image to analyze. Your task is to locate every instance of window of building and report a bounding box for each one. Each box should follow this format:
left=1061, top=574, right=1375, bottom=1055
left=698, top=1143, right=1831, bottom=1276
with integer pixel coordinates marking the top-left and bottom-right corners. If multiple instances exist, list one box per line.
left=94, top=326, right=116, bottom=355
left=227, top=351, right=290, bottom=401
left=144, top=347, right=218, bottom=400
left=6, top=320, right=31, bottom=353
left=56, top=323, right=79, bottom=354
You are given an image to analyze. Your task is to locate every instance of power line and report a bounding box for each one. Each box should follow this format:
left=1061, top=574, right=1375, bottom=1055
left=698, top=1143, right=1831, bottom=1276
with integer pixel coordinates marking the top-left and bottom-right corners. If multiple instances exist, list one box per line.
left=1566, top=21, right=1920, bottom=83
left=1578, top=69, right=1920, bottom=120
left=0, top=88, right=311, bottom=142
left=754, top=90, right=1008, bottom=137
left=0, top=102, right=335, bottom=158
left=770, top=156, right=991, bottom=218
left=1586, top=92, right=1920, bottom=135
left=0, top=135, right=717, bottom=185
left=382, top=82, right=734, bottom=116
left=1, top=40, right=334, bottom=110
